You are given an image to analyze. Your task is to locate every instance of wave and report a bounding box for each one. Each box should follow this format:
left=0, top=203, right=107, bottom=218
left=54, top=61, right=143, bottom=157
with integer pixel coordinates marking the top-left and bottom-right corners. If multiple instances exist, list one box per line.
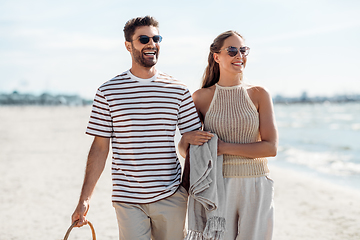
left=274, top=146, right=360, bottom=176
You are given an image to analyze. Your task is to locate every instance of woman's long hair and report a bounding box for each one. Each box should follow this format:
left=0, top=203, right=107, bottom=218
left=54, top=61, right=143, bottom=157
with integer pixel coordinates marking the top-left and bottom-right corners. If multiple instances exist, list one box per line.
left=201, top=30, right=244, bottom=88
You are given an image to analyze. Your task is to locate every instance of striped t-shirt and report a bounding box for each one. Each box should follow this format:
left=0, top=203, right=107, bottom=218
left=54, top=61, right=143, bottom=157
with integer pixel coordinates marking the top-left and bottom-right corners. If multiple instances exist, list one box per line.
left=86, top=70, right=201, bottom=204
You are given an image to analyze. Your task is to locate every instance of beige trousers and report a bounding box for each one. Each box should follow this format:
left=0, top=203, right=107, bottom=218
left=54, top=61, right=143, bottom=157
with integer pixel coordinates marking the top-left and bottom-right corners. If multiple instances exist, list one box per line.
left=223, top=176, right=274, bottom=240
left=113, top=186, right=188, bottom=240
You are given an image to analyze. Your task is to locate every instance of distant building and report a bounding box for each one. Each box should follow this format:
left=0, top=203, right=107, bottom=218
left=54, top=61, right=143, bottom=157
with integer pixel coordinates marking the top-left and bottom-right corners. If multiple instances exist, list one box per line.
left=0, top=91, right=92, bottom=106
left=273, top=92, right=360, bottom=104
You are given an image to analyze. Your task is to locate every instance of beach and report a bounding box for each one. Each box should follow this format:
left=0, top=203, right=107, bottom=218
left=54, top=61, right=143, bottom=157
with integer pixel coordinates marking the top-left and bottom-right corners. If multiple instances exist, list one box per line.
left=0, top=106, right=360, bottom=240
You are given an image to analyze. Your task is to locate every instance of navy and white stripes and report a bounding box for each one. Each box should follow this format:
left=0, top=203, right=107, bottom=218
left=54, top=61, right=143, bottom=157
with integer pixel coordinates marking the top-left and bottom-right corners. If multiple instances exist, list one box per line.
left=86, top=70, right=201, bottom=204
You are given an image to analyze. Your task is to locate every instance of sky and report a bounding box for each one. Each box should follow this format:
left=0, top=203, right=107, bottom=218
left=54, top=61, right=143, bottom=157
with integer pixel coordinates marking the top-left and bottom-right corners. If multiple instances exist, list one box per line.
left=0, top=0, right=360, bottom=99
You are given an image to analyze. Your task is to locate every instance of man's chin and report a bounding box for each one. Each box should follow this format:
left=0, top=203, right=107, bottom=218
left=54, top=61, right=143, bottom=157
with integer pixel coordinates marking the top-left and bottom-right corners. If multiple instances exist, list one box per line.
left=142, top=59, right=157, bottom=68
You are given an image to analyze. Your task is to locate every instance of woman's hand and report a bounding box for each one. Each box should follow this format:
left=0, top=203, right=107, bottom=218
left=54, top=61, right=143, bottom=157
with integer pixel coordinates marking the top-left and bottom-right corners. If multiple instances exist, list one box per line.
left=178, top=130, right=214, bottom=158
left=183, top=130, right=214, bottom=146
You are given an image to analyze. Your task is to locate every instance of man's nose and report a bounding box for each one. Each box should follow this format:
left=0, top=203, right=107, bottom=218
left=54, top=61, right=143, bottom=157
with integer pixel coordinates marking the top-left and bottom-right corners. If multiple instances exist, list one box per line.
left=147, top=38, right=157, bottom=46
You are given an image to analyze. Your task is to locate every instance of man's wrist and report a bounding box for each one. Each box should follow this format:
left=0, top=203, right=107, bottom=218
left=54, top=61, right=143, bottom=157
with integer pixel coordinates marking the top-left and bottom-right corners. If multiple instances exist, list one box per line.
left=78, top=197, right=90, bottom=205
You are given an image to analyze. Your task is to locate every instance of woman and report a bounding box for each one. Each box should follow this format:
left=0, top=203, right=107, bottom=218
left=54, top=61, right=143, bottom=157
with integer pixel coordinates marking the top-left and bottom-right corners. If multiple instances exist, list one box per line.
left=179, top=30, right=278, bottom=239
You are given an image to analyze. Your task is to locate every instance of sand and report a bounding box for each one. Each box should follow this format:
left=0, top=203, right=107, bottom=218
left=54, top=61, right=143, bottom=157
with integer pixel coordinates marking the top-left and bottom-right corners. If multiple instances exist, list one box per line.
left=0, top=106, right=359, bottom=240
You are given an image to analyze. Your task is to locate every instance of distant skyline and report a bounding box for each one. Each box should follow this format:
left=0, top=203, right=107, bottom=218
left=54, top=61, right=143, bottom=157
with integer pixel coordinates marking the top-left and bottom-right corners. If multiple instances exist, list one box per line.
left=1, top=0, right=359, bottom=99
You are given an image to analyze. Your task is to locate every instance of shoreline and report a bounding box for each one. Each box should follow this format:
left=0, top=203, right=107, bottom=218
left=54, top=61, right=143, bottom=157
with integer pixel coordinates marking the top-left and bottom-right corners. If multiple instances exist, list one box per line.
left=269, top=159, right=360, bottom=192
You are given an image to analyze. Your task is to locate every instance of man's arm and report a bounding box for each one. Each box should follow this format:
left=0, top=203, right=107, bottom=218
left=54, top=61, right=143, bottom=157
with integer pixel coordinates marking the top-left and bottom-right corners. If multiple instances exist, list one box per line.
left=71, top=136, right=110, bottom=227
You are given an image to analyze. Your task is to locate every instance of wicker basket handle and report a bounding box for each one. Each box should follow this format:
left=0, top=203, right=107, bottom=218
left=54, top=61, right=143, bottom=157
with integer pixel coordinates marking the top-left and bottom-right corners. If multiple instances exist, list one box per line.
left=63, top=220, right=96, bottom=240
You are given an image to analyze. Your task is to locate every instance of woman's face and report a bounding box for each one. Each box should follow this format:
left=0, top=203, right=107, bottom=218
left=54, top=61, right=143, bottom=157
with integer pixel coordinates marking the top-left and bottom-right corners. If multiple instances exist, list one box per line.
left=214, top=34, right=247, bottom=76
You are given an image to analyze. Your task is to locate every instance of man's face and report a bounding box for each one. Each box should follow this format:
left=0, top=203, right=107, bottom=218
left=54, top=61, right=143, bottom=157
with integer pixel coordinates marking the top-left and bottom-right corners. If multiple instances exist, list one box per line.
left=127, top=26, right=160, bottom=68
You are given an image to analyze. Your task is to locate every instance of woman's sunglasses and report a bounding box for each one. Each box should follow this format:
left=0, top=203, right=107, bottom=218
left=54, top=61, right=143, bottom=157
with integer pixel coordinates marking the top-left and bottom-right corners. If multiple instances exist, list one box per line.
left=221, top=46, right=250, bottom=57
left=135, top=35, right=163, bottom=44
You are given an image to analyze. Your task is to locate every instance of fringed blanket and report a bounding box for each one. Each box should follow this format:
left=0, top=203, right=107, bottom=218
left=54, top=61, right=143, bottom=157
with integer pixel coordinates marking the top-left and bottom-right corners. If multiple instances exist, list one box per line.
left=185, top=134, right=226, bottom=240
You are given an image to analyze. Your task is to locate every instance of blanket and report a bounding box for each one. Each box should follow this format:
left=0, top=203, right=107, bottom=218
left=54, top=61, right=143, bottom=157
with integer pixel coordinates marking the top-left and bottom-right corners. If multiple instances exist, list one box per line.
left=185, top=134, right=226, bottom=240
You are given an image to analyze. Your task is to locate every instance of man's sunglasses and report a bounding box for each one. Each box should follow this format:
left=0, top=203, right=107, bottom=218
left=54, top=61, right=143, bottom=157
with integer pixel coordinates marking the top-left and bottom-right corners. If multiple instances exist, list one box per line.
left=134, top=35, right=163, bottom=44
left=221, top=46, right=250, bottom=57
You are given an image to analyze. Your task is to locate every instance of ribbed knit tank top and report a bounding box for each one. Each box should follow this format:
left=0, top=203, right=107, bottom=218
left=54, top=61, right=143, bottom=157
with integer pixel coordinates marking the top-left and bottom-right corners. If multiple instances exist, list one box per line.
left=204, top=83, right=269, bottom=178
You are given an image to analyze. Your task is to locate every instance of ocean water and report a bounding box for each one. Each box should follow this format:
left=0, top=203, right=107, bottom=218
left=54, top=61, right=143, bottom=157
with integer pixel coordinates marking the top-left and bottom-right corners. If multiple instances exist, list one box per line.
left=272, top=102, right=360, bottom=189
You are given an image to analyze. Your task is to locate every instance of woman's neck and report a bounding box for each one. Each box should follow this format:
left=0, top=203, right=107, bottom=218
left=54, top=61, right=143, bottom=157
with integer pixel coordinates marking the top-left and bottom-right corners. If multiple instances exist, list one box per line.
left=217, top=72, right=242, bottom=87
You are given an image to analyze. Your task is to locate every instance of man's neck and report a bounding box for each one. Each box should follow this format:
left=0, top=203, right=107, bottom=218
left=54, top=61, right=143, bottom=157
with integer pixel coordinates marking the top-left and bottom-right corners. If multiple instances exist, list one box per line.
left=130, top=64, right=157, bottom=79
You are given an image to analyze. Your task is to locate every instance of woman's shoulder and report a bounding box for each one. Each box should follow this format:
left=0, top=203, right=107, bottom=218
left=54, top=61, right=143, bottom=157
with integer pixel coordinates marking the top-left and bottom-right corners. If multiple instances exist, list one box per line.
left=193, top=85, right=216, bottom=108
left=193, top=85, right=215, bottom=100
left=245, top=84, right=272, bottom=109
left=245, top=84, right=271, bottom=98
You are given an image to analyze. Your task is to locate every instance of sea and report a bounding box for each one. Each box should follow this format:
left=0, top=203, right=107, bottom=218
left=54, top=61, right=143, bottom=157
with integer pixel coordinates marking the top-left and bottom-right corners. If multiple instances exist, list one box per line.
left=271, top=102, right=360, bottom=190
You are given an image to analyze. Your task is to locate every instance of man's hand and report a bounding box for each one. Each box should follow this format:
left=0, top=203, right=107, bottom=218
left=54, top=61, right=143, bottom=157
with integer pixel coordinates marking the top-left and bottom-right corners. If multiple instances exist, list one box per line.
left=71, top=200, right=90, bottom=227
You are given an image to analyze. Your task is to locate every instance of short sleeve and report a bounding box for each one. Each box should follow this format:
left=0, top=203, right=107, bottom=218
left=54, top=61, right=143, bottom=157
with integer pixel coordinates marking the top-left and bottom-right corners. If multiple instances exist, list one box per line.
left=86, top=88, right=113, bottom=137
left=177, top=89, right=202, bottom=134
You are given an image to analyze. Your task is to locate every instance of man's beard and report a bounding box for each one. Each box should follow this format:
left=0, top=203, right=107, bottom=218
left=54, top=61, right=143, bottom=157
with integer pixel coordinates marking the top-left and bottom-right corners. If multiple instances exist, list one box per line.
left=132, top=43, right=159, bottom=68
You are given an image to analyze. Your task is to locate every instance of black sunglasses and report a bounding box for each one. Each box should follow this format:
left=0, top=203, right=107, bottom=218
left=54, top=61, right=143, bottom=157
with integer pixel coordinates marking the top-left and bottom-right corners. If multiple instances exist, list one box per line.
left=221, top=46, right=250, bottom=57
left=134, top=35, right=163, bottom=44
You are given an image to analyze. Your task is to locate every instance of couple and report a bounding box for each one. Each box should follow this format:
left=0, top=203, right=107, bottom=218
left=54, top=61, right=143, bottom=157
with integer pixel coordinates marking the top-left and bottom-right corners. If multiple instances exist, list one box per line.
left=71, top=16, right=278, bottom=240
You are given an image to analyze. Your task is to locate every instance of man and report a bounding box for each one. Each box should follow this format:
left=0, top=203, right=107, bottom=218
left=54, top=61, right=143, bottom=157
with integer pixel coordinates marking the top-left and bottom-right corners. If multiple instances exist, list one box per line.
left=71, top=16, right=212, bottom=239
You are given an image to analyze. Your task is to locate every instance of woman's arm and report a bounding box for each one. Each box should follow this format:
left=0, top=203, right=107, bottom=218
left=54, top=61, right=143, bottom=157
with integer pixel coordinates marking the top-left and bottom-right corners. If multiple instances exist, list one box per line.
left=217, top=86, right=278, bottom=158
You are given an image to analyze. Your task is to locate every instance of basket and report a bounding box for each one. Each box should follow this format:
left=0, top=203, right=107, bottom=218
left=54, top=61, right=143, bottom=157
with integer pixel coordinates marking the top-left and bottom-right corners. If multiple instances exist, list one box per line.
left=63, top=220, right=96, bottom=240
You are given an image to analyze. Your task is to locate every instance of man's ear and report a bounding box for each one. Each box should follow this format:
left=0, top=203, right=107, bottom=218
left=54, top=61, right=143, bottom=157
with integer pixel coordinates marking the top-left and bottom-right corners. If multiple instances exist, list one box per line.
left=125, top=41, right=132, bottom=52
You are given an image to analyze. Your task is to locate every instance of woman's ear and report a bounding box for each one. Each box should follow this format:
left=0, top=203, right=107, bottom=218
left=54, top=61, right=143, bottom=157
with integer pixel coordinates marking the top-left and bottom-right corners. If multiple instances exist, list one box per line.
left=213, top=52, right=220, bottom=64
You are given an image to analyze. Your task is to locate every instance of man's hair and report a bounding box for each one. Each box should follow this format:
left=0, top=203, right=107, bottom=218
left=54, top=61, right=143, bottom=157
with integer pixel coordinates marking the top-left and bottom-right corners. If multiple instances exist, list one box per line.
left=123, top=16, right=159, bottom=42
